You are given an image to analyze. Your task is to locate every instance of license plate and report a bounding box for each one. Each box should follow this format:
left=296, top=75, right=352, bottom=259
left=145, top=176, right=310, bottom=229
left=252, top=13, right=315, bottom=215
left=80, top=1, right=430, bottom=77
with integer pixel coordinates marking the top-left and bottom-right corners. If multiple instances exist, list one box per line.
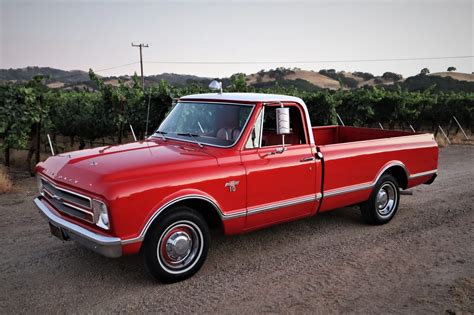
left=49, top=223, right=67, bottom=240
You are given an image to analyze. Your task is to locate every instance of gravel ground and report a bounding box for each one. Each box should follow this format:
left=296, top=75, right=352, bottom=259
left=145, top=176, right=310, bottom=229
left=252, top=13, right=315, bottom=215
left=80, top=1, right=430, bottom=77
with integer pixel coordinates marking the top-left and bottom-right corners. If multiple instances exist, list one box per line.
left=0, top=145, right=473, bottom=314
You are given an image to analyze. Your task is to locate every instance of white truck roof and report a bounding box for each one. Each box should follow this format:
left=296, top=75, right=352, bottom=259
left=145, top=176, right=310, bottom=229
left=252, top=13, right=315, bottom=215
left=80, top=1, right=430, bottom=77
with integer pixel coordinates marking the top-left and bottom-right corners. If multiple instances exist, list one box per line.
left=180, top=93, right=305, bottom=104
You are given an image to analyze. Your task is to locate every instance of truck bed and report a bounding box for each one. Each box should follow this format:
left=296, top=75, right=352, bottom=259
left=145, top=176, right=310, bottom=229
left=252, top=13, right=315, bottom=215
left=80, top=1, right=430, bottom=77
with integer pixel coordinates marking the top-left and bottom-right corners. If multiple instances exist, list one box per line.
left=313, top=125, right=438, bottom=213
left=312, top=125, right=415, bottom=146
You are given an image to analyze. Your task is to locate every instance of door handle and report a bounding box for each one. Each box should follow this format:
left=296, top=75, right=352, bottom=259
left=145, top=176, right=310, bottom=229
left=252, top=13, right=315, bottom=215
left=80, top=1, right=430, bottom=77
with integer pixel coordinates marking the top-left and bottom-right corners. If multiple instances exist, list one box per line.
left=300, top=156, right=316, bottom=162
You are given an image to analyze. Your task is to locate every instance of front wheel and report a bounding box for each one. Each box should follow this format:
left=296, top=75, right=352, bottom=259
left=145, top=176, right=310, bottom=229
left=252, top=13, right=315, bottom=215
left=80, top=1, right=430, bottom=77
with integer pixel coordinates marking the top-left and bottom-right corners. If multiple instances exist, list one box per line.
left=143, top=207, right=210, bottom=283
left=360, top=174, right=400, bottom=225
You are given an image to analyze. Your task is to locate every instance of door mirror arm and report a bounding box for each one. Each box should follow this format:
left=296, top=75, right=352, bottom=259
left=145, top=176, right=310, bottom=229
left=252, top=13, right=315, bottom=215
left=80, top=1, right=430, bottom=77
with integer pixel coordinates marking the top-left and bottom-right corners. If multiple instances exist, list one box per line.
left=266, top=147, right=286, bottom=156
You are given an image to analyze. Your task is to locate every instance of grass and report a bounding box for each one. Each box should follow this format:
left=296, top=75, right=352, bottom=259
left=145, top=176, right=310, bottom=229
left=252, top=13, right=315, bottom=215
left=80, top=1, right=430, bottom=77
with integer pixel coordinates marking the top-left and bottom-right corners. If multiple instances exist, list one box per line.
left=435, top=131, right=473, bottom=148
left=450, top=132, right=473, bottom=145
left=0, top=166, right=13, bottom=194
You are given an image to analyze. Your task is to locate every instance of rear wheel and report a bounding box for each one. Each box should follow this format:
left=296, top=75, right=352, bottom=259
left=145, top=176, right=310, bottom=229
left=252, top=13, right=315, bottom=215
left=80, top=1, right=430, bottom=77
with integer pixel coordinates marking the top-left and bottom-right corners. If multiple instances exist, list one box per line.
left=360, top=174, right=400, bottom=225
left=143, top=207, right=210, bottom=283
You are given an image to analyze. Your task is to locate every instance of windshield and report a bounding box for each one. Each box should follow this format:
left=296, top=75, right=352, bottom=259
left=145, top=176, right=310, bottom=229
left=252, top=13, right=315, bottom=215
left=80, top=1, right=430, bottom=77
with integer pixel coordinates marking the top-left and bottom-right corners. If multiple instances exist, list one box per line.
left=155, top=102, right=254, bottom=147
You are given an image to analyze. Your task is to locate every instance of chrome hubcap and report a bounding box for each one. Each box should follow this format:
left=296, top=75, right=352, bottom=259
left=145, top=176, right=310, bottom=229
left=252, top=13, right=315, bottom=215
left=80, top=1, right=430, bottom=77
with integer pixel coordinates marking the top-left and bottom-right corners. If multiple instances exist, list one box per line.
left=158, top=222, right=202, bottom=272
left=166, top=232, right=192, bottom=262
left=375, top=183, right=397, bottom=217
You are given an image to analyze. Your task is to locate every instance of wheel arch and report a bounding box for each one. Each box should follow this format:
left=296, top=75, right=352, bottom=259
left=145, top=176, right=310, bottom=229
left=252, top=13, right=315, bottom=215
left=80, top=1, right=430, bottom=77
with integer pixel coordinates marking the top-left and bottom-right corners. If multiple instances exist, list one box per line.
left=377, top=162, right=409, bottom=189
left=139, top=195, right=224, bottom=243
left=157, top=197, right=224, bottom=230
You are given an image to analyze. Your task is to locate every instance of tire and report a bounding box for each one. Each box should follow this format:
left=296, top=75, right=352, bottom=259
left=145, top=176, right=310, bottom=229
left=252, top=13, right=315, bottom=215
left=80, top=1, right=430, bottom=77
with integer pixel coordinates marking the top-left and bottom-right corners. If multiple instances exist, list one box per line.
left=142, top=206, right=210, bottom=283
left=360, top=174, right=400, bottom=225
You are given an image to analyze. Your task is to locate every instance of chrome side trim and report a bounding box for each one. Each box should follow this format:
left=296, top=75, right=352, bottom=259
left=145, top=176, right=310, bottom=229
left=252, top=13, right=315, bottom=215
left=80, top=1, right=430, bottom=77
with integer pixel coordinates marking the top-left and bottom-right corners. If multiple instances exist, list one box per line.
left=323, top=164, right=437, bottom=198
left=324, top=182, right=372, bottom=197
left=323, top=162, right=408, bottom=198
left=409, top=169, right=438, bottom=179
left=247, top=194, right=321, bottom=215
left=34, top=197, right=122, bottom=258
left=221, top=210, right=247, bottom=220
left=121, top=193, right=323, bottom=245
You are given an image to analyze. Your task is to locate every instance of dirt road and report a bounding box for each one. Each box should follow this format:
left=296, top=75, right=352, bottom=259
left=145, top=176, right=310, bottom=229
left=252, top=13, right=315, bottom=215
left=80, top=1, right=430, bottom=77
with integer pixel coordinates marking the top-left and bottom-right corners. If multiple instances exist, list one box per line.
left=1, top=146, right=473, bottom=313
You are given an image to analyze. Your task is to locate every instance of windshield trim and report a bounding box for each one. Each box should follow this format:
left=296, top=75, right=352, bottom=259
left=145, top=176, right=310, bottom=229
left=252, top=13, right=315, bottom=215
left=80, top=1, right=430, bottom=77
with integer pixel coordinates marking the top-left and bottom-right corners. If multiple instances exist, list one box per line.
left=151, top=101, right=256, bottom=149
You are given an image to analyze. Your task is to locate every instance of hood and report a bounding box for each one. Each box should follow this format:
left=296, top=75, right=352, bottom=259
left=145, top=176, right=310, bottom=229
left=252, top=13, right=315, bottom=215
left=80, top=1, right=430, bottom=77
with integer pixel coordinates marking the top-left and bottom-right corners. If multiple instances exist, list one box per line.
left=37, top=140, right=217, bottom=193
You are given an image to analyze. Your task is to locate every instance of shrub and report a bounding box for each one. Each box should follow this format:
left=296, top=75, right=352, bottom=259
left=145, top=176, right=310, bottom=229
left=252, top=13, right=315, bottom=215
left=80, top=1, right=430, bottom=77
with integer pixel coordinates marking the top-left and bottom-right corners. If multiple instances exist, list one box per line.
left=382, top=72, right=403, bottom=82
left=353, top=72, right=375, bottom=81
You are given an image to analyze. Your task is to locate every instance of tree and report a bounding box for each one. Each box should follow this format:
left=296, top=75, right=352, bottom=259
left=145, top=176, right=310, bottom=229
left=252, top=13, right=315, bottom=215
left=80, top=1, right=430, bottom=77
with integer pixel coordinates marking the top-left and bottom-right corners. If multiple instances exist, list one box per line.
left=51, top=90, right=101, bottom=149
left=353, top=71, right=375, bottom=81
left=0, top=79, right=47, bottom=167
left=447, top=67, right=456, bottom=72
left=304, top=91, right=339, bottom=125
left=0, top=84, right=23, bottom=166
left=382, top=72, right=403, bottom=82
left=420, top=68, right=430, bottom=75
left=228, top=73, right=248, bottom=92
left=25, top=75, right=52, bottom=170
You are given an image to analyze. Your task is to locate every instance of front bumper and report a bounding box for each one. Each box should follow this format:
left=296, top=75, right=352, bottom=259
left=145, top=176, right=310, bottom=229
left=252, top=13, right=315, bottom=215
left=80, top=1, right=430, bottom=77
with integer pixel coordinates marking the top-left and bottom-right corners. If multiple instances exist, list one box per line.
left=34, top=197, right=122, bottom=258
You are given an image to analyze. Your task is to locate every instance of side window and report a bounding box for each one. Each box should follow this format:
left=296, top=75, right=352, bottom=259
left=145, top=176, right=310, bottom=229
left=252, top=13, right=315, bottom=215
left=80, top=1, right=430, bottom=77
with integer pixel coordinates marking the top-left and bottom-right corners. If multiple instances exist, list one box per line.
left=245, top=110, right=264, bottom=149
left=261, top=106, right=307, bottom=147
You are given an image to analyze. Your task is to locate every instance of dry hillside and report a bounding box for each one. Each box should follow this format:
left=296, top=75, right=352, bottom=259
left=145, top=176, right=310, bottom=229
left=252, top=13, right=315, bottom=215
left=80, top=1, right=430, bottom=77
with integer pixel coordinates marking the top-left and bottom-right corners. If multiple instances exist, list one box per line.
left=431, top=72, right=474, bottom=82
left=246, top=69, right=403, bottom=90
left=247, top=70, right=341, bottom=89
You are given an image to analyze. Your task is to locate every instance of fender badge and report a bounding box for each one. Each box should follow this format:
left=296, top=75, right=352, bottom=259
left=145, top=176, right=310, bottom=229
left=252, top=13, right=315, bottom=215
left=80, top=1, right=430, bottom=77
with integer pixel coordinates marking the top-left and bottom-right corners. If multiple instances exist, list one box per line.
left=225, top=180, right=240, bottom=192
left=90, top=161, right=99, bottom=166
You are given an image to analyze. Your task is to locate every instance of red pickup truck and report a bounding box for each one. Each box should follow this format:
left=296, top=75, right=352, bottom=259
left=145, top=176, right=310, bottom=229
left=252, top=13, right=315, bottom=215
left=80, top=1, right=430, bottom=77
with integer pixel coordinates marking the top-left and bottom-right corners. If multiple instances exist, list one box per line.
left=34, top=93, right=438, bottom=282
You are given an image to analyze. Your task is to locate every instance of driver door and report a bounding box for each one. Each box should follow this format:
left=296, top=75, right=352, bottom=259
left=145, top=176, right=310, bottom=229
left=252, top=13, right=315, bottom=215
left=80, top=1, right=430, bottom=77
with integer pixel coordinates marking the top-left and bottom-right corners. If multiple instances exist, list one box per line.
left=240, top=104, right=319, bottom=230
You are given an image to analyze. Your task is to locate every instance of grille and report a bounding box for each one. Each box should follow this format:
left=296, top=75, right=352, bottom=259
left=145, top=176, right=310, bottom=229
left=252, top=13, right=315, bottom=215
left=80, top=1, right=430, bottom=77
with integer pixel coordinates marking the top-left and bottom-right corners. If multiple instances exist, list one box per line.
left=41, top=177, right=94, bottom=223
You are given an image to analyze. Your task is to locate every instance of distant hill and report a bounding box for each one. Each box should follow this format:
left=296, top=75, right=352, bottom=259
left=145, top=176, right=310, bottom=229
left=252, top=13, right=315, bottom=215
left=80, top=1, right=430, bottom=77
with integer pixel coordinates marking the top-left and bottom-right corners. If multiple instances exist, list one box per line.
left=0, top=66, right=90, bottom=84
left=246, top=68, right=406, bottom=90
left=399, top=73, right=474, bottom=92
left=430, top=72, right=474, bottom=82
left=1, top=66, right=473, bottom=92
left=0, top=67, right=214, bottom=90
left=247, top=69, right=341, bottom=90
left=146, top=73, right=212, bottom=86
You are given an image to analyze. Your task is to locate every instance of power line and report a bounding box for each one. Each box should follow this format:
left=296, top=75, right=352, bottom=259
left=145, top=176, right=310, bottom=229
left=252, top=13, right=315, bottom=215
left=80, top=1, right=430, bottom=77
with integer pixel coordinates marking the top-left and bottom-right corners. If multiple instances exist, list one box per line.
left=94, top=61, right=140, bottom=72
left=145, top=55, right=474, bottom=65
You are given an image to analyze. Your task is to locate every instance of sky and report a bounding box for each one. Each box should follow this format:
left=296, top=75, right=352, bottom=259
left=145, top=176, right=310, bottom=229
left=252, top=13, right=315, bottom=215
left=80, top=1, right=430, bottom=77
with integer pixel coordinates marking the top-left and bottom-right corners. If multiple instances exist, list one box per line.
left=1, top=0, right=473, bottom=78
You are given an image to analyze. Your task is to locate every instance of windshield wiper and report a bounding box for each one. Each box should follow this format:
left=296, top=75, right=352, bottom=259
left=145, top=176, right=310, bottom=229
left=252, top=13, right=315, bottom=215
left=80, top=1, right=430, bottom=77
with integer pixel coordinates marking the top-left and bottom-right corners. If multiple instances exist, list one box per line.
left=154, top=130, right=167, bottom=141
left=177, top=133, right=204, bottom=148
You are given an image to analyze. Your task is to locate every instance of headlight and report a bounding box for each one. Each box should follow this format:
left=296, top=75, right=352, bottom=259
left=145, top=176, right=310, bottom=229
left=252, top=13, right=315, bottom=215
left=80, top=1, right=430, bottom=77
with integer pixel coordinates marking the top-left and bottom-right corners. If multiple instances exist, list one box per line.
left=36, top=175, right=44, bottom=195
left=92, top=199, right=110, bottom=230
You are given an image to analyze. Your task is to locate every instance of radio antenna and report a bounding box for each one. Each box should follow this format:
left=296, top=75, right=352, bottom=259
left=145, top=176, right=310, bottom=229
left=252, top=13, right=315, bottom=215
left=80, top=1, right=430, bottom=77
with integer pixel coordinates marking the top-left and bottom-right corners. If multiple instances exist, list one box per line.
left=144, top=87, right=152, bottom=139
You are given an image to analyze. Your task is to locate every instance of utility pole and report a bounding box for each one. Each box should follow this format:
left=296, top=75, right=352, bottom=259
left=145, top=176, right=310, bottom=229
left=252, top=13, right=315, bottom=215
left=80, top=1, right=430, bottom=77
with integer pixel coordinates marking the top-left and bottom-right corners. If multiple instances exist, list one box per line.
left=131, top=43, right=149, bottom=89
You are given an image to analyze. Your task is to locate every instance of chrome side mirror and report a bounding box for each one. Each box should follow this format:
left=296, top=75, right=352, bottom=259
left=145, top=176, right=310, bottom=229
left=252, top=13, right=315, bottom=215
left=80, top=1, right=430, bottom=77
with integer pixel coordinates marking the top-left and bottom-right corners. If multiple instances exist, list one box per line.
left=276, top=107, right=290, bottom=135
left=275, top=106, right=290, bottom=152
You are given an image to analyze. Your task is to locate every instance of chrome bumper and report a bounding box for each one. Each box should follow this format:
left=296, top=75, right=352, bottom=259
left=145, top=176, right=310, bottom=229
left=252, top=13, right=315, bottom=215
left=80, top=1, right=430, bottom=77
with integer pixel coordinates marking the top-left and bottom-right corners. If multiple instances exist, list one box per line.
left=34, top=197, right=122, bottom=258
